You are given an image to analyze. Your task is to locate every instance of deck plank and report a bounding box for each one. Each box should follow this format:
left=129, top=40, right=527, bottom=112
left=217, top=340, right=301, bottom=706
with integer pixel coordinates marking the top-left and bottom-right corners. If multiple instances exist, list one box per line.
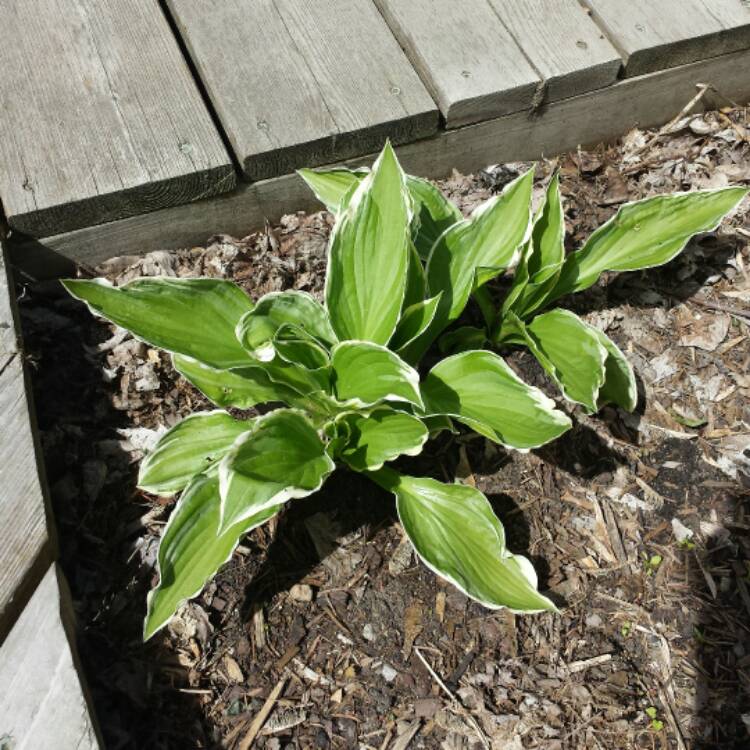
left=487, top=0, right=623, bottom=102
left=0, top=564, right=101, bottom=748
left=166, top=0, right=437, bottom=180
left=0, top=252, right=18, bottom=356
left=8, top=48, right=750, bottom=275
left=0, top=353, right=54, bottom=642
left=0, top=0, right=235, bottom=237
left=583, top=0, right=750, bottom=76
left=373, top=0, right=540, bottom=127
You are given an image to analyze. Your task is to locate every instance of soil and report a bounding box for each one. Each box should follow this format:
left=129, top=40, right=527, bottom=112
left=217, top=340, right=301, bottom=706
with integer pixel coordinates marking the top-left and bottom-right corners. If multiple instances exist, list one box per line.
left=16, top=104, right=750, bottom=750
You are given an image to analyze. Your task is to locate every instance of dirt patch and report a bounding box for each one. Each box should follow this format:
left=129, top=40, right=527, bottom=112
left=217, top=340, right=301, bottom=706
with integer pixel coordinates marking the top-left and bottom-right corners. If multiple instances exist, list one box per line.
left=17, top=105, right=750, bottom=749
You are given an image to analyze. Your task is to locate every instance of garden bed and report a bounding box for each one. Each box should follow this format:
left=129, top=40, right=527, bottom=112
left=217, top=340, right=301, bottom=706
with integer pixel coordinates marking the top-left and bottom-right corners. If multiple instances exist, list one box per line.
left=18, top=105, right=750, bottom=749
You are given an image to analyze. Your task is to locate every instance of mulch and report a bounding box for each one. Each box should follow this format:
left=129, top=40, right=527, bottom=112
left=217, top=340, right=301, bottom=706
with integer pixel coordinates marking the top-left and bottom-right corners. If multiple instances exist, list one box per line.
left=17, top=103, right=750, bottom=749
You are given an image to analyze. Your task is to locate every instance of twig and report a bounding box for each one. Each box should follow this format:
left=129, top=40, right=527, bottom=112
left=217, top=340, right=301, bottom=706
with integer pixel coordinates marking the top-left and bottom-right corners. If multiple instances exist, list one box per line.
left=413, top=647, right=490, bottom=750
left=390, top=719, right=421, bottom=750
left=238, top=675, right=287, bottom=750
left=633, top=84, right=710, bottom=157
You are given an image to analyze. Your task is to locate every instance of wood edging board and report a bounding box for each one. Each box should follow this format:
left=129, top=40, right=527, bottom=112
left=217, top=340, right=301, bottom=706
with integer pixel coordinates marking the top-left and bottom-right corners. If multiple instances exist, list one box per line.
left=0, top=247, right=57, bottom=643
left=6, top=47, right=750, bottom=278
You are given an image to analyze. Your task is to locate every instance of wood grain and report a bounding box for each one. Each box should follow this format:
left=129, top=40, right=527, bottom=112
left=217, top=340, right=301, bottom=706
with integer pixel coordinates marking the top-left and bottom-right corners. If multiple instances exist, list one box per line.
left=166, top=0, right=437, bottom=180
left=0, top=354, right=54, bottom=642
left=583, top=0, right=750, bottom=76
left=0, top=0, right=235, bottom=237
left=0, top=565, right=101, bottom=748
left=487, top=0, right=623, bottom=102
left=374, top=0, right=540, bottom=127
left=0, top=250, right=18, bottom=356
left=8, top=48, right=750, bottom=276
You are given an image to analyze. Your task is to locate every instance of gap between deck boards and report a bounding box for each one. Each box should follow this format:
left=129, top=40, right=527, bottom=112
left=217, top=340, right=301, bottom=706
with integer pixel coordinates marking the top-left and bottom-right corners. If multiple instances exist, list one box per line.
left=6, top=47, right=750, bottom=279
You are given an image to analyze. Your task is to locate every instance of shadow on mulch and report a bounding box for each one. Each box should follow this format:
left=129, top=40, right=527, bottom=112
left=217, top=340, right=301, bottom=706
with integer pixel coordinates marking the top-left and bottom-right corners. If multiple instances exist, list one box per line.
left=691, top=489, right=750, bottom=750
left=18, top=283, right=207, bottom=749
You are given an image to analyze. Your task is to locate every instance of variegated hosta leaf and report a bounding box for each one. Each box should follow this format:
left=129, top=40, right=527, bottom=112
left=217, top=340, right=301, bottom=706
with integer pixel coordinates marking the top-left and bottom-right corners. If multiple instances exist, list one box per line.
left=426, top=168, right=534, bottom=323
left=402, top=241, right=428, bottom=310
left=325, top=142, right=411, bottom=344
left=235, top=290, right=336, bottom=361
left=297, top=166, right=461, bottom=263
left=218, top=410, right=334, bottom=533
left=63, top=277, right=253, bottom=368
left=518, top=309, right=608, bottom=414
left=437, top=326, right=487, bottom=355
left=421, top=350, right=571, bottom=450
left=144, top=472, right=279, bottom=640
left=390, top=293, right=442, bottom=354
left=173, top=354, right=305, bottom=409
left=547, top=186, right=749, bottom=302
left=138, top=411, right=252, bottom=495
left=505, top=172, right=566, bottom=319
left=262, top=355, right=331, bottom=397
left=369, top=468, right=557, bottom=612
left=331, top=341, right=423, bottom=409
left=591, top=328, right=638, bottom=412
left=297, top=166, right=369, bottom=213
left=273, top=324, right=330, bottom=370
left=407, top=175, right=462, bottom=259
left=338, top=409, right=428, bottom=471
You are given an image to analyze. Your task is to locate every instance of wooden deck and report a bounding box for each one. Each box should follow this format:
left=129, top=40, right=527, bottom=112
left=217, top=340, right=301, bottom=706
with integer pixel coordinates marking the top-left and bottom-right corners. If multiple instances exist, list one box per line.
left=0, top=248, right=101, bottom=745
left=0, top=3, right=748, bottom=742
left=1, top=0, right=748, bottom=271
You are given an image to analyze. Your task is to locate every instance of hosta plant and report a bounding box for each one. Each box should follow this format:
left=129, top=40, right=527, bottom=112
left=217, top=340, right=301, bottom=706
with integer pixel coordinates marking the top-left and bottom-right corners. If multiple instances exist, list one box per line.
left=64, top=143, right=746, bottom=640
left=300, top=159, right=747, bottom=415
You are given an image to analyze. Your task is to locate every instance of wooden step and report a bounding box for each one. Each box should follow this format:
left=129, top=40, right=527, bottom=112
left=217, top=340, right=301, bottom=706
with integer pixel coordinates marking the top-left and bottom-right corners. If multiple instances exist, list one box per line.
left=0, top=565, right=102, bottom=749
left=0, top=0, right=235, bottom=237
left=0, top=252, right=54, bottom=642
left=583, top=0, right=750, bottom=76
left=165, top=0, right=438, bottom=180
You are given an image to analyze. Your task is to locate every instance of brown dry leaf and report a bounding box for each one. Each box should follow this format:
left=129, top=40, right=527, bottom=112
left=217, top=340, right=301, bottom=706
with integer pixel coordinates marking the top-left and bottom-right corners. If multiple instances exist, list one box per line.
left=403, top=603, right=424, bottom=657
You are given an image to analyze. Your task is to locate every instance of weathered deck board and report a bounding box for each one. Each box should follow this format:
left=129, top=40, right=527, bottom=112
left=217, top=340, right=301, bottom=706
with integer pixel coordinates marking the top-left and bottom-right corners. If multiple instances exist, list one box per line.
left=10, top=47, right=750, bottom=277
left=583, top=0, right=750, bottom=76
left=0, top=352, right=54, bottom=642
left=487, top=0, right=622, bottom=102
left=0, top=252, right=17, bottom=356
left=0, top=0, right=235, bottom=237
left=373, top=0, right=540, bottom=127
left=0, top=564, right=101, bottom=749
left=166, top=0, right=437, bottom=180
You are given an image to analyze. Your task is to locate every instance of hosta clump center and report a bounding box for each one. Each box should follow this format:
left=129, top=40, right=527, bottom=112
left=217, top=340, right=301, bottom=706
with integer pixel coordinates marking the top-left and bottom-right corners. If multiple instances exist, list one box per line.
left=64, top=143, right=747, bottom=639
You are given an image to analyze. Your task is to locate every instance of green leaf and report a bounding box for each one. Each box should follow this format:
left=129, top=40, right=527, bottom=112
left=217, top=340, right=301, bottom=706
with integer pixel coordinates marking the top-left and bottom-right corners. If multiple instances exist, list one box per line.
left=369, top=468, right=557, bottom=612
left=262, top=354, right=331, bottom=397
left=402, top=240, right=428, bottom=310
left=235, top=290, right=336, bottom=361
left=338, top=409, right=428, bottom=471
left=507, top=172, right=566, bottom=319
left=138, top=411, right=252, bottom=495
left=390, top=293, right=442, bottom=353
left=273, top=323, right=330, bottom=370
left=298, top=166, right=369, bottom=213
left=547, top=186, right=749, bottom=301
left=172, top=354, right=304, bottom=409
left=426, top=168, right=534, bottom=329
left=331, top=341, right=423, bottom=409
left=590, top=328, right=638, bottom=412
left=520, top=309, right=608, bottom=413
left=437, top=326, right=487, bottom=355
left=218, top=410, right=334, bottom=532
left=144, top=472, right=279, bottom=640
left=63, top=277, right=254, bottom=369
left=325, top=142, right=411, bottom=344
left=407, top=175, right=462, bottom=259
left=421, top=350, right=571, bottom=450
